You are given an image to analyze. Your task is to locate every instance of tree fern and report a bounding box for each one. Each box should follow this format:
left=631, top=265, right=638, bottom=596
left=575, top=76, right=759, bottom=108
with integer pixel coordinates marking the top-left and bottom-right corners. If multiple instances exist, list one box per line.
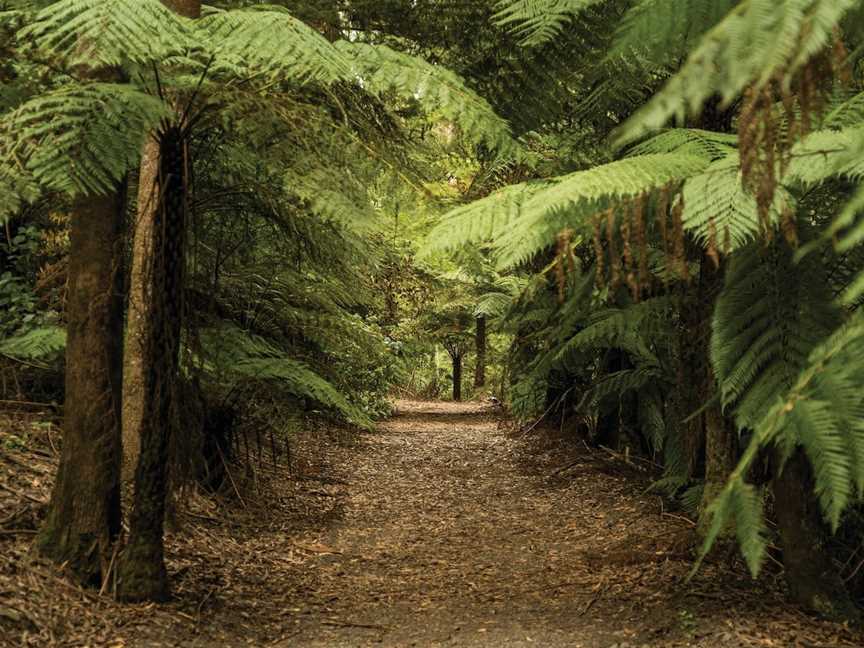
left=702, top=313, right=864, bottom=574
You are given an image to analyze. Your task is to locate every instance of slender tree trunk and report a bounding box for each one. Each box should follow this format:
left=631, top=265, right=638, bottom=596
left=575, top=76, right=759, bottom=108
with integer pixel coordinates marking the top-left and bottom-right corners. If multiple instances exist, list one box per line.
left=117, top=127, right=188, bottom=602
left=473, top=315, right=486, bottom=388
left=772, top=450, right=859, bottom=622
left=122, top=136, right=159, bottom=482
left=697, top=400, right=737, bottom=537
left=37, top=190, right=125, bottom=586
left=452, top=353, right=462, bottom=402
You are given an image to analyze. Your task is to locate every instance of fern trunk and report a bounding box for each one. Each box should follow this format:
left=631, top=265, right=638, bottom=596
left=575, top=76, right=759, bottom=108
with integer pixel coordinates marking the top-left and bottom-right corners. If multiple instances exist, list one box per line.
left=772, top=450, right=859, bottom=623
left=122, top=135, right=160, bottom=482
left=37, top=190, right=125, bottom=586
left=117, top=126, right=188, bottom=602
left=452, top=353, right=463, bottom=401
left=474, top=315, right=486, bottom=388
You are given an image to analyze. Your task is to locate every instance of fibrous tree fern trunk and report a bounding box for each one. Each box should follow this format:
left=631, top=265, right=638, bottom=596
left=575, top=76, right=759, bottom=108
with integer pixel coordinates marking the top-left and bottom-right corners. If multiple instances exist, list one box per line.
left=772, top=450, right=860, bottom=622
left=451, top=351, right=463, bottom=402
left=122, top=136, right=159, bottom=482
left=37, top=189, right=125, bottom=586
left=474, top=315, right=486, bottom=388
left=118, top=125, right=189, bottom=602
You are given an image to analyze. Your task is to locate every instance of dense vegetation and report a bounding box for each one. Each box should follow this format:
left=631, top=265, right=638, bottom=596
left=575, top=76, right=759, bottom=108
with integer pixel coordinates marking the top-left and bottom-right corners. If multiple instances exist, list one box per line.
left=3, top=0, right=864, bottom=629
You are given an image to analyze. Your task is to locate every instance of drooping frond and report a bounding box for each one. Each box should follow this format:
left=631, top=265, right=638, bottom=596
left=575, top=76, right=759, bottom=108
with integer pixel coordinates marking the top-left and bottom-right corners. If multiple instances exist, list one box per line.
left=625, top=128, right=737, bottom=160
left=0, top=83, right=169, bottom=196
left=422, top=180, right=558, bottom=255
left=615, top=0, right=861, bottom=146
left=710, top=241, right=841, bottom=430
left=201, top=325, right=373, bottom=429
left=492, top=153, right=710, bottom=268
left=18, top=0, right=192, bottom=68
left=492, top=0, right=607, bottom=47
left=198, top=7, right=350, bottom=84
left=682, top=154, right=792, bottom=250
left=335, top=42, right=519, bottom=155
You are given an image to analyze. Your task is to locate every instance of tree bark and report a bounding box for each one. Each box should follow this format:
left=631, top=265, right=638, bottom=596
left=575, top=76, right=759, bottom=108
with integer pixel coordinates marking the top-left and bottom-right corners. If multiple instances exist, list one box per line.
left=697, top=401, right=737, bottom=537
left=772, top=450, right=859, bottom=622
left=122, top=136, right=159, bottom=482
left=37, top=190, right=125, bottom=586
left=473, top=315, right=486, bottom=388
left=117, top=0, right=200, bottom=602
left=452, top=353, right=462, bottom=402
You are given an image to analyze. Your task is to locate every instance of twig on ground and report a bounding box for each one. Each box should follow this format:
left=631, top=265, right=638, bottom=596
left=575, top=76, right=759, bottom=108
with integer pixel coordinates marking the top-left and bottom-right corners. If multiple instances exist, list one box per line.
left=321, top=621, right=389, bottom=631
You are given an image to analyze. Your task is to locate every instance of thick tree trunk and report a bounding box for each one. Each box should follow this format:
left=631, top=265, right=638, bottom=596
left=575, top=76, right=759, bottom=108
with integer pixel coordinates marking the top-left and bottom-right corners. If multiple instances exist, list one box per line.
left=473, top=315, right=486, bottom=388
left=772, top=450, right=859, bottom=622
left=117, top=127, right=188, bottom=602
left=452, top=354, right=462, bottom=402
left=37, top=190, right=125, bottom=586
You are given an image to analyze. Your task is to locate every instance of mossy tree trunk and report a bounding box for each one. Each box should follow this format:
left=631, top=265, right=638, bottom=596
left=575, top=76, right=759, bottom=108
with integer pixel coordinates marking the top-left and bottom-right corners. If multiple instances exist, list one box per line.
left=37, top=190, right=125, bottom=586
left=474, top=315, right=486, bottom=389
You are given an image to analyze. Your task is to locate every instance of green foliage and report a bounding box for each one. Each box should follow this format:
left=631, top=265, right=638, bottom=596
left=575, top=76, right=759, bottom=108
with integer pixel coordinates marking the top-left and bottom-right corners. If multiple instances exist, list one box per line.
left=19, top=0, right=192, bottom=67
left=711, top=241, right=841, bottom=430
left=615, top=0, right=863, bottom=146
left=0, top=325, right=65, bottom=362
left=493, top=0, right=607, bottom=47
left=201, top=325, right=372, bottom=429
left=0, top=83, right=168, bottom=197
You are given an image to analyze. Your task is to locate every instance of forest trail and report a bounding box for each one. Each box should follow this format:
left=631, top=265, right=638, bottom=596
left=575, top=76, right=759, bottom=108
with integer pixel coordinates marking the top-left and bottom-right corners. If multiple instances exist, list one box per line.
left=2, top=401, right=860, bottom=647
left=189, top=400, right=858, bottom=648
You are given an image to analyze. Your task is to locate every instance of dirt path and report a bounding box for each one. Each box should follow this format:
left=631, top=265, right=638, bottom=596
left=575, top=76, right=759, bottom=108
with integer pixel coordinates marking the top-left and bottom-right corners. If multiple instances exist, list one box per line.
left=214, top=400, right=860, bottom=648
left=2, top=401, right=861, bottom=647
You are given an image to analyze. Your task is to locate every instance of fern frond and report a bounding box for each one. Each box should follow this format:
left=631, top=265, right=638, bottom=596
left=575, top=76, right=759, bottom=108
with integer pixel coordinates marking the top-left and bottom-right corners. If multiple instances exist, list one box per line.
left=198, top=7, right=350, bottom=84
left=0, top=325, right=66, bottom=361
left=0, top=83, right=169, bottom=196
left=682, top=154, right=793, bottom=250
left=492, top=0, right=606, bottom=47
left=710, top=241, right=841, bottom=431
left=626, top=128, right=737, bottom=160
left=611, top=0, right=737, bottom=62
left=615, top=0, right=861, bottom=146
left=19, top=0, right=192, bottom=68
left=201, top=325, right=372, bottom=429
left=335, top=42, right=518, bottom=156
left=493, top=153, right=710, bottom=268
left=423, top=179, right=557, bottom=255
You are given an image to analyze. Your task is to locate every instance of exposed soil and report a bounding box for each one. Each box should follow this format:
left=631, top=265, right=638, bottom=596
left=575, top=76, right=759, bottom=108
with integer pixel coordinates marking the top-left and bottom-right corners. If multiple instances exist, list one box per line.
left=1, top=401, right=862, bottom=647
